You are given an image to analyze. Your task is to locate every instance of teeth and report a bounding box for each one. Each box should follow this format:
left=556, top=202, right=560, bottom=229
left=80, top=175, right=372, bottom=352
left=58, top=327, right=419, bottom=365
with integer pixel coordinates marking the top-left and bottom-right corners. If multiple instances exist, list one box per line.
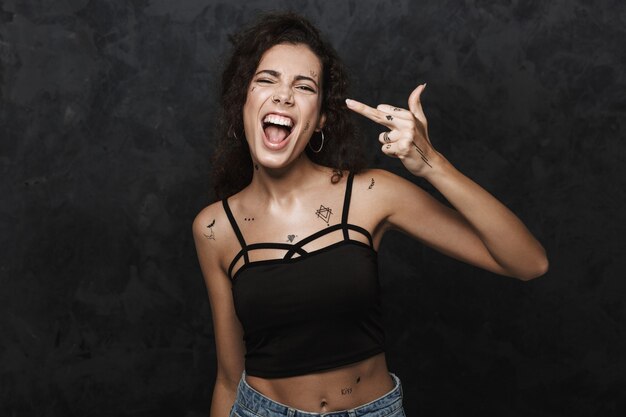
left=263, top=114, right=293, bottom=128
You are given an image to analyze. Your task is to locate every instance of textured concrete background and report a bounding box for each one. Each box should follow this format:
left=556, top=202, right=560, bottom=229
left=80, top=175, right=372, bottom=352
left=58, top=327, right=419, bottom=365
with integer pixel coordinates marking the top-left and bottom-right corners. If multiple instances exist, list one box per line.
left=1, top=0, right=625, bottom=416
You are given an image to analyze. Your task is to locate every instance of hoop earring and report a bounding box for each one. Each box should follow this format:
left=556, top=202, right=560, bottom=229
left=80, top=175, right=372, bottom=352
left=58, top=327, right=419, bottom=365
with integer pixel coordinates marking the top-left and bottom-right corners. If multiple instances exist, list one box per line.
left=308, top=130, right=325, bottom=153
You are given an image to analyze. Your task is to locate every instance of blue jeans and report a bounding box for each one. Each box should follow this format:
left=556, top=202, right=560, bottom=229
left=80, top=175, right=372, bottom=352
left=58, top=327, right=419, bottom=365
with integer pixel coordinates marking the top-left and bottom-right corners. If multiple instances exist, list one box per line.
left=229, top=371, right=405, bottom=417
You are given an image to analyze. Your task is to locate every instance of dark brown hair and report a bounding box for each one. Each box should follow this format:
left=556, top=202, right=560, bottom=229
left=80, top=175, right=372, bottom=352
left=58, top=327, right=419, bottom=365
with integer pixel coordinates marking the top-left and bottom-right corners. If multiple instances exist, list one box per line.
left=211, top=12, right=367, bottom=200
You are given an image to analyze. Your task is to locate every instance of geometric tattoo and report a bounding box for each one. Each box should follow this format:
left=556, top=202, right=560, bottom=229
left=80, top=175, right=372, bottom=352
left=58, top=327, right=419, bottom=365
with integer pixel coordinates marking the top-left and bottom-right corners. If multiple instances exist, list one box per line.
left=315, top=204, right=333, bottom=226
left=412, top=141, right=432, bottom=168
left=203, top=219, right=216, bottom=240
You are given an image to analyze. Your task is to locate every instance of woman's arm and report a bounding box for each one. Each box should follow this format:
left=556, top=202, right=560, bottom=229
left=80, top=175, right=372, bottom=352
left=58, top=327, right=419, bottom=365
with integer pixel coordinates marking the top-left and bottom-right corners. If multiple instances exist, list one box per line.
left=193, top=205, right=246, bottom=416
left=370, top=167, right=548, bottom=280
left=348, top=85, right=548, bottom=280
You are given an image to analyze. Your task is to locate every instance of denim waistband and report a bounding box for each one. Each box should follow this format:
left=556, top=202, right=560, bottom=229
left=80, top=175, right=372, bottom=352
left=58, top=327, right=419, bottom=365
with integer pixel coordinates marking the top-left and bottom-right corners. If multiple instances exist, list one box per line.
left=234, top=370, right=403, bottom=417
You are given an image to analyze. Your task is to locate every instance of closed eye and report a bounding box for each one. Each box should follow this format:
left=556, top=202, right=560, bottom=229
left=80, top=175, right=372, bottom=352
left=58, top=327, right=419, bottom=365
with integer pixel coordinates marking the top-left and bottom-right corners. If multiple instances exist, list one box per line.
left=297, top=85, right=316, bottom=93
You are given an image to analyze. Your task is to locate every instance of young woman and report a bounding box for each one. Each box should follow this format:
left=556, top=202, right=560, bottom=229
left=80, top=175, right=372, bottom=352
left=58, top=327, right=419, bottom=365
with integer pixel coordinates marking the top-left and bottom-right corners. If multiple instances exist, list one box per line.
left=193, top=12, right=548, bottom=417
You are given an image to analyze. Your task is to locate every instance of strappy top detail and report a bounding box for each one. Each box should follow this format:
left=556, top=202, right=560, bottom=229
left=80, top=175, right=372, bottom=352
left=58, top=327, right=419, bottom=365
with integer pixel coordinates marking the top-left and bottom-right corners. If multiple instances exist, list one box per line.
left=220, top=170, right=384, bottom=378
left=222, top=171, right=374, bottom=280
left=221, top=195, right=249, bottom=265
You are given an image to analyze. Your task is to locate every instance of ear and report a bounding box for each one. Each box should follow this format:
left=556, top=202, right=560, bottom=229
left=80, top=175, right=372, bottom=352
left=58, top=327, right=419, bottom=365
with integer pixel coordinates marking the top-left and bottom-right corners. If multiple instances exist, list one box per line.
left=316, top=113, right=327, bottom=131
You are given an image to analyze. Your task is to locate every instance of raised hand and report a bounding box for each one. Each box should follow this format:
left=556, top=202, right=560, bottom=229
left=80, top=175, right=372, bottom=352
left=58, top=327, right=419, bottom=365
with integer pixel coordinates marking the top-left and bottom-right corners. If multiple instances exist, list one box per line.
left=346, top=84, right=441, bottom=177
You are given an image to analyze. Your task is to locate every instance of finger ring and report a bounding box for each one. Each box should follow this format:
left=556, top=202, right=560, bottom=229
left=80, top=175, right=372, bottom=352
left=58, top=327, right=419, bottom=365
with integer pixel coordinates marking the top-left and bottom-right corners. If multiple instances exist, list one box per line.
left=383, top=131, right=391, bottom=143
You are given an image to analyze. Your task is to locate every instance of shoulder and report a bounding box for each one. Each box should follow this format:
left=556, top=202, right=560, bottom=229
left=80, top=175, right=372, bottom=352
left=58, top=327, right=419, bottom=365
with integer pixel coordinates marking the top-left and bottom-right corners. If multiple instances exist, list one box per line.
left=352, top=167, right=396, bottom=183
left=352, top=167, right=423, bottom=197
left=352, top=167, right=432, bottom=222
left=192, top=198, right=235, bottom=263
left=193, top=199, right=225, bottom=239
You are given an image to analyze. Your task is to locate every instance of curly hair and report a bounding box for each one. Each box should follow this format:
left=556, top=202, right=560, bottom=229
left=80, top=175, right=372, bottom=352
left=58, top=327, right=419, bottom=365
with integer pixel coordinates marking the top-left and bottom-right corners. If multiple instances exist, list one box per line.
left=210, top=11, right=368, bottom=200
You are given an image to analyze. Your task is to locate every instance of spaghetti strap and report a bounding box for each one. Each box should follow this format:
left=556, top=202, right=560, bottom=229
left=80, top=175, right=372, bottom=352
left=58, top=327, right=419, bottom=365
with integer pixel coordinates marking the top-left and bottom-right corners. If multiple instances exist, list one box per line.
left=224, top=171, right=372, bottom=278
left=222, top=198, right=249, bottom=265
left=341, top=171, right=355, bottom=240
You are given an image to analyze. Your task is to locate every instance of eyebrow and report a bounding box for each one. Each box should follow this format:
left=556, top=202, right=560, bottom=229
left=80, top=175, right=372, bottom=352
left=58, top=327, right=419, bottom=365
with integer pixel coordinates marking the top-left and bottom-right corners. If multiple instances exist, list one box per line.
left=255, top=69, right=319, bottom=88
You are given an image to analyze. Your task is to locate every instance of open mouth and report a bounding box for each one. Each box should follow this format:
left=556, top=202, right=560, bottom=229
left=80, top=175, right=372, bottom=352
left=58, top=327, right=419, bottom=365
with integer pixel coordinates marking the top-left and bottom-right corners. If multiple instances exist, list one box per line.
left=262, top=114, right=294, bottom=145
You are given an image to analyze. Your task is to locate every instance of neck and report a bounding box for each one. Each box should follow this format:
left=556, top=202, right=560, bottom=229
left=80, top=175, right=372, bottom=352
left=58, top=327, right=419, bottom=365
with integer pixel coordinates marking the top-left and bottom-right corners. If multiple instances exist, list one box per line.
left=249, top=154, right=325, bottom=205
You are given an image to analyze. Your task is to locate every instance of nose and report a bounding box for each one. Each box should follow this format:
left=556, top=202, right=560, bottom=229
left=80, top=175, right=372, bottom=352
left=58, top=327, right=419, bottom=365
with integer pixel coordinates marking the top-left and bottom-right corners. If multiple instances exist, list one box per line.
left=271, top=84, right=293, bottom=105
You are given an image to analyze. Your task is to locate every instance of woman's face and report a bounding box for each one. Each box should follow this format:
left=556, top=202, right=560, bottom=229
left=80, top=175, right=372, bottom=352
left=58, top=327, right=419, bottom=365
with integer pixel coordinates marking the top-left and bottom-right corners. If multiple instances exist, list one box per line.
left=243, top=43, right=325, bottom=169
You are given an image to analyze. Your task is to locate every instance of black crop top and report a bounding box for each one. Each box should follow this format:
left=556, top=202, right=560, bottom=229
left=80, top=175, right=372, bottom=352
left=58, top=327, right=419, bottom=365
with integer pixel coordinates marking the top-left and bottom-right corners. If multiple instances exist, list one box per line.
left=222, top=171, right=385, bottom=378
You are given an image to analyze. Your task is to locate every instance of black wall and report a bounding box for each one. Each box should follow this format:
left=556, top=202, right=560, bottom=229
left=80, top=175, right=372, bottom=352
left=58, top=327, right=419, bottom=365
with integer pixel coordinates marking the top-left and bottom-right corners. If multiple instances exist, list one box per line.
left=1, top=1, right=624, bottom=416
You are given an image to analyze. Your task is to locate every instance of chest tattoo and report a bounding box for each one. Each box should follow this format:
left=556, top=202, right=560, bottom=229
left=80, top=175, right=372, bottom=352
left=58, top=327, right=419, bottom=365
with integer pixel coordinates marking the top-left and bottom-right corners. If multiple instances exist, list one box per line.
left=314, top=204, right=333, bottom=226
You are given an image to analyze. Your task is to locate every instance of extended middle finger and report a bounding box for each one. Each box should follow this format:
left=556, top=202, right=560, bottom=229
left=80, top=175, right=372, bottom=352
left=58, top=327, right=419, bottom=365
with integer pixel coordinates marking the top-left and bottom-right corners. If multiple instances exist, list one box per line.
left=375, top=104, right=413, bottom=119
left=345, top=98, right=397, bottom=128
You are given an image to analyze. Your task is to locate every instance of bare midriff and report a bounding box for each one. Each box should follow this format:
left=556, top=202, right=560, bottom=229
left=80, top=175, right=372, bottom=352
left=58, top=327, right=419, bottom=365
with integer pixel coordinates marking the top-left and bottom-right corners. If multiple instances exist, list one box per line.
left=244, top=353, right=394, bottom=412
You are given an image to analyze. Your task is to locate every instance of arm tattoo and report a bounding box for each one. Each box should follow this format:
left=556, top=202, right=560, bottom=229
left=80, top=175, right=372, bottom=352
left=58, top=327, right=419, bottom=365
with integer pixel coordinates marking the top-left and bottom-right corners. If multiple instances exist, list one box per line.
left=315, top=204, right=333, bottom=226
left=412, top=141, right=433, bottom=168
left=203, top=219, right=216, bottom=240
left=368, top=178, right=375, bottom=189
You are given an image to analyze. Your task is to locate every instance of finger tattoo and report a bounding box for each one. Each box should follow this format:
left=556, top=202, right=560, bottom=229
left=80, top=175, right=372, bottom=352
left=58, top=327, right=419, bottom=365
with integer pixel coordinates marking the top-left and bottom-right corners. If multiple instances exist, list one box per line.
left=386, top=115, right=393, bottom=121
left=386, top=144, right=391, bottom=149
left=383, top=131, right=391, bottom=143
